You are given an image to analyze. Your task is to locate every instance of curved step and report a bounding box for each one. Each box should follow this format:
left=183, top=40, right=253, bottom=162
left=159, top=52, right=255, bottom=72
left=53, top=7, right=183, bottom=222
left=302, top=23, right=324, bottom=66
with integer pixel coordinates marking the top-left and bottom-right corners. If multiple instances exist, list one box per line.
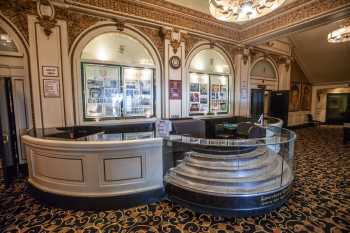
left=169, top=158, right=284, bottom=185
left=185, top=149, right=277, bottom=169
left=165, top=164, right=292, bottom=196
left=181, top=156, right=280, bottom=178
left=188, top=147, right=267, bottom=161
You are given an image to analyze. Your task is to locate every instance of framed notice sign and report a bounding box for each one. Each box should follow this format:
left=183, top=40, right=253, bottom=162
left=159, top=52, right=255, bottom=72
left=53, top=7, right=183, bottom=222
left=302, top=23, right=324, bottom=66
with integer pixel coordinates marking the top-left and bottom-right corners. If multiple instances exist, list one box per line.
left=42, top=66, right=59, bottom=77
left=169, top=80, right=182, bottom=100
left=43, top=79, right=60, bottom=98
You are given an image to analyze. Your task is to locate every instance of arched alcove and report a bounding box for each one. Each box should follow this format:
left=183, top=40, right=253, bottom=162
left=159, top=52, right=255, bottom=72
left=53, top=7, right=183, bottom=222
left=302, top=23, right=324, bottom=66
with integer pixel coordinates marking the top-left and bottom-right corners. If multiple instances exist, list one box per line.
left=249, top=57, right=279, bottom=118
left=71, top=23, right=162, bottom=125
left=0, top=14, right=32, bottom=165
left=185, top=43, right=234, bottom=116
left=251, top=59, right=277, bottom=80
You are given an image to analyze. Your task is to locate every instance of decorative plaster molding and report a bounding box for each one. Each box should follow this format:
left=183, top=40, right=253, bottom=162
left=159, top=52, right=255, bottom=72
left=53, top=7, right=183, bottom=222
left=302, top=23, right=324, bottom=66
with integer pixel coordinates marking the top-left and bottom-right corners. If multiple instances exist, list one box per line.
left=135, top=25, right=164, bottom=61
left=36, top=0, right=57, bottom=37
left=1, top=0, right=349, bottom=54
left=240, top=0, right=350, bottom=42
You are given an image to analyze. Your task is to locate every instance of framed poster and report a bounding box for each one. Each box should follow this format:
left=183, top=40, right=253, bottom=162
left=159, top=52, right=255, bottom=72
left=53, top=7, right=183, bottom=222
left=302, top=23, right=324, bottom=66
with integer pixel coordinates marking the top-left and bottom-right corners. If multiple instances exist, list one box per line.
left=43, top=79, right=60, bottom=98
left=169, top=80, right=182, bottom=100
left=42, top=66, right=59, bottom=77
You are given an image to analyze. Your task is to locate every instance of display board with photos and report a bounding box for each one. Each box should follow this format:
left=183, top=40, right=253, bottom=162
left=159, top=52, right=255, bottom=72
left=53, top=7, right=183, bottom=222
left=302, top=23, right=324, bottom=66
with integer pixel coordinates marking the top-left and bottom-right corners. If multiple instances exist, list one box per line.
left=210, top=75, right=228, bottom=113
left=82, top=63, right=154, bottom=120
left=189, top=73, right=209, bottom=114
left=83, top=63, right=122, bottom=119
left=189, top=73, right=229, bottom=115
left=123, top=67, right=154, bottom=117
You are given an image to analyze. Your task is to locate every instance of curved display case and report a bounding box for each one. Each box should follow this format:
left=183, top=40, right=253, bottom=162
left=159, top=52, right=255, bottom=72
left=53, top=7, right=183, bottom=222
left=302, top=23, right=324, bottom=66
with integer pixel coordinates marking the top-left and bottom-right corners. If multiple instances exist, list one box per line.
left=164, top=126, right=296, bottom=217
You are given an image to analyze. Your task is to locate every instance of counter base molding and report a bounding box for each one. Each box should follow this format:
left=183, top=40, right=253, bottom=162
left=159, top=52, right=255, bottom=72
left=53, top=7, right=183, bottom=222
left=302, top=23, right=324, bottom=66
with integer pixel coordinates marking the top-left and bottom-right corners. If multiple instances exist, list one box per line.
left=28, top=183, right=164, bottom=210
left=22, top=133, right=164, bottom=210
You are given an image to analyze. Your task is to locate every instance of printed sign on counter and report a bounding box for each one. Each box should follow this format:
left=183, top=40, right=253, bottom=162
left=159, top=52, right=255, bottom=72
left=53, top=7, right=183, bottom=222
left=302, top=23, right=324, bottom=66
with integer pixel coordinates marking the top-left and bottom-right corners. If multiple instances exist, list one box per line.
left=156, top=120, right=172, bottom=137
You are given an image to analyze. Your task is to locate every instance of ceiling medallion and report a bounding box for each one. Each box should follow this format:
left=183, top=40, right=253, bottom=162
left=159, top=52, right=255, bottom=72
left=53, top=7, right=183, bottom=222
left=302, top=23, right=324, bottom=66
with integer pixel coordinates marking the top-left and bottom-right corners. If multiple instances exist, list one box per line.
left=209, top=0, right=286, bottom=22
left=328, top=20, right=350, bottom=43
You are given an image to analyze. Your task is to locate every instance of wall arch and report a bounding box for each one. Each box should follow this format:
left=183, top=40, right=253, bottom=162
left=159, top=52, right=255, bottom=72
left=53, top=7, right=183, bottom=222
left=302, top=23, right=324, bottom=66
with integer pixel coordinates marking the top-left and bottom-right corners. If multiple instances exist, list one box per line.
left=184, top=42, right=235, bottom=116
left=250, top=56, right=279, bottom=90
left=0, top=13, right=33, bottom=164
left=70, top=21, right=163, bottom=125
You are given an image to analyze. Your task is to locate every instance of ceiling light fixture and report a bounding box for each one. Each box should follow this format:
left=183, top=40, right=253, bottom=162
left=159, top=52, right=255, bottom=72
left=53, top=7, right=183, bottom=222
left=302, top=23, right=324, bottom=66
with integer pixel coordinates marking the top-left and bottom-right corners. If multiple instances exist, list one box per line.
left=328, top=20, right=350, bottom=43
left=209, top=0, right=286, bottom=22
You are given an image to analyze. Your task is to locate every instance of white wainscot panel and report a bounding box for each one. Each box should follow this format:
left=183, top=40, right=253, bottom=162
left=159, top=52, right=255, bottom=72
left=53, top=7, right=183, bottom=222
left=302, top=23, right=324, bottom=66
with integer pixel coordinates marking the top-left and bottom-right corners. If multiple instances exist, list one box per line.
left=33, top=151, right=83, bottom=182
left=104, top=156, right=143, bottom=182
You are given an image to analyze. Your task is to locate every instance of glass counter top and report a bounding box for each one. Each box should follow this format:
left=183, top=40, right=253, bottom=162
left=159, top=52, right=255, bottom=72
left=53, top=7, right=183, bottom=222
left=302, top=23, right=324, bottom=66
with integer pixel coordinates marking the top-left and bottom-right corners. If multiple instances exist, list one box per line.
left=26, top=124, right=156, bottom=142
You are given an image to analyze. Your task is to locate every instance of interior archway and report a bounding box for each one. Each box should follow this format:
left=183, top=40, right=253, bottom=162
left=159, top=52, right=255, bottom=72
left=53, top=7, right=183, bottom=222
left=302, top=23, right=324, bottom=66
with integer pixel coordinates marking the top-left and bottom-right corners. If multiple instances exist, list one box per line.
left=71, top=23, right=162, bottom=125
left=185, top=43, right=234, bottom=116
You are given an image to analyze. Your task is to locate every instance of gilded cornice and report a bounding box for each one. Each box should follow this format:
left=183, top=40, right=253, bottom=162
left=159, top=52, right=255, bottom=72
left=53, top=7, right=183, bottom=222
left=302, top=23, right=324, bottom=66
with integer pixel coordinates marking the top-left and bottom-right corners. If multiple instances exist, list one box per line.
left=1, top=0, right=350, bottom=52
left=240, top=0, right=350, bottom=42
left=64, top=0, right=241, bottom=42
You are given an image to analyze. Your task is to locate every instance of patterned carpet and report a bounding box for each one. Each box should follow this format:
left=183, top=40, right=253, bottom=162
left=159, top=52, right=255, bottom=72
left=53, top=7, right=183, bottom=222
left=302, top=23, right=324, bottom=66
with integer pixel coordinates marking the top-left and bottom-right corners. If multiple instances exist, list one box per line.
left=0, top=126, right=349, bottom=233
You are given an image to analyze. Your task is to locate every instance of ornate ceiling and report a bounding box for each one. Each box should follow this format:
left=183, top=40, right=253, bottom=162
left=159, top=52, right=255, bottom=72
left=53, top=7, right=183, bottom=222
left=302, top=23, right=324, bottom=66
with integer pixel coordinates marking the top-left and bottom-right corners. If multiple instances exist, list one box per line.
left=289, top=19, right=350, bottom=84
left=166, top=0, right=298, bottom=24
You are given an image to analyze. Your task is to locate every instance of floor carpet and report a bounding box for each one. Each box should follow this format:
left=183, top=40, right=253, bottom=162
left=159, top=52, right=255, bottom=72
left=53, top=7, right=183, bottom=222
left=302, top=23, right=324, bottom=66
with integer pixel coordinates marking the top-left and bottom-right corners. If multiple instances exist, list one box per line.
left=0, top=126, right=349, bottom=233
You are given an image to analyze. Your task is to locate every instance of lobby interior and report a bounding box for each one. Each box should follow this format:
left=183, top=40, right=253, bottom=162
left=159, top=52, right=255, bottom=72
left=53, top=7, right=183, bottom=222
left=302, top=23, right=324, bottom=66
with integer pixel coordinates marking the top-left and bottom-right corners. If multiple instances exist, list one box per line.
left=0, top=0, right=349, bottom=232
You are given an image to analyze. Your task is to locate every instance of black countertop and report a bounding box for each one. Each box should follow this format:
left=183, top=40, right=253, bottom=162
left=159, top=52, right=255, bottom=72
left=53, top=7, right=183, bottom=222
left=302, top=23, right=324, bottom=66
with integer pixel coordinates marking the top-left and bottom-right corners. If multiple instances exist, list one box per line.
left=26, top=123, right=156, bottom=141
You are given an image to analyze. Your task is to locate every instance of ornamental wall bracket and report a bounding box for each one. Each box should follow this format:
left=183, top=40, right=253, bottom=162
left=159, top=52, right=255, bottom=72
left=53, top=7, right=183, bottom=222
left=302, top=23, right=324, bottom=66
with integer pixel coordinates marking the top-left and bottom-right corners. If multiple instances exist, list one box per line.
left=113, top=19, right=125, bottom=32
left=209, top=41, right=216, bottom=49
left=242, top=47, right=250, bottom=65
left=36, top=0, right=57, bottom=37
left=278, top=56, right=292, bottom=72
left=160, top=28, right=186, bottom=54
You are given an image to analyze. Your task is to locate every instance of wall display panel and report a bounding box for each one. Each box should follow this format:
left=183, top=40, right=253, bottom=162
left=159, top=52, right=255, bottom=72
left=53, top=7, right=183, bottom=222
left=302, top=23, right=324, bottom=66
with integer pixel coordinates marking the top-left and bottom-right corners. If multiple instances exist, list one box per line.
left=82, top=63, right=122, bottom=119
left=189, top=73, right=229, bottom=115
left=210, top=75, right=229, bottom=113
left=189, top=73, right=209, bottom=114
left=82, top=63, right=155, bottom=120
left=123, top=67, right=154, bottom=118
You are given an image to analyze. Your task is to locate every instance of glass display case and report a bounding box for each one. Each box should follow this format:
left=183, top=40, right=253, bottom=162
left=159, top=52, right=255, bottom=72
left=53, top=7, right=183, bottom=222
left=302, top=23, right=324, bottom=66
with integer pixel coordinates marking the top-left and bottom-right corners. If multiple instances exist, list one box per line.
left=189, top=72, right=229, bottom=115
left=123, top=67, right=154, bottom=117
left=164, top=126, right=296, bottom=216
left=83, top=63, right=122, bottom=119
left=82, top=63, right=154, bottom=120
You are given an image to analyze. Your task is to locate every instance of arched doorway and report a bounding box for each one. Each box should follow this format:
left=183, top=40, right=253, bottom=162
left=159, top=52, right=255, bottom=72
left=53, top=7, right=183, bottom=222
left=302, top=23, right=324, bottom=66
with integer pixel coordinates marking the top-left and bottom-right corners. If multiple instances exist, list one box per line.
left=0, top=14, right=32, bottom=184
left=249, top=58, right=278, bottom=118
left=185, top=44, right=234, bottom=116
left=71, top=24, right=162, bottom=125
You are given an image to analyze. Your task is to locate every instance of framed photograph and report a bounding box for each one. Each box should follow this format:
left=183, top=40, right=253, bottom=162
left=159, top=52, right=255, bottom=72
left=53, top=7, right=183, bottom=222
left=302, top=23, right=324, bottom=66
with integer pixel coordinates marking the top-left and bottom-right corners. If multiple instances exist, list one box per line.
left=200, top=84, right=208, bottom=95
left=169, top=80, right=182, bottom=100
left=190, top=103, right=200, bottom=112
left=190, top=83, right=200, bottom=92
left=200, top=97, right=208, bottom=104
left=43, top=79, right=60, bottom=98
left=190, top=93, right=199, bottom=102
left=42, top=66, right=59, bottom=77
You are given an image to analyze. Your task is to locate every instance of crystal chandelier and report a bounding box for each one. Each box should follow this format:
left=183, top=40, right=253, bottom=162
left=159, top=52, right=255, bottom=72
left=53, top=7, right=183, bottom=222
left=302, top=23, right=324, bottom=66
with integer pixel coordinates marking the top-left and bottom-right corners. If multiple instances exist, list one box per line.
left=209, top=0, right=287, bottom=22
left=328, top=20, right=350, bottom=43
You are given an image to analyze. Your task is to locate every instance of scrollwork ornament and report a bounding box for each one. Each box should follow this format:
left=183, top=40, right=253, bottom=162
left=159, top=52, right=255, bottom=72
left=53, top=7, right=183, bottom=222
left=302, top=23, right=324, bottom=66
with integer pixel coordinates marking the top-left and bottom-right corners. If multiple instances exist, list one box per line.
left=36, top=0, right=57, bottom=37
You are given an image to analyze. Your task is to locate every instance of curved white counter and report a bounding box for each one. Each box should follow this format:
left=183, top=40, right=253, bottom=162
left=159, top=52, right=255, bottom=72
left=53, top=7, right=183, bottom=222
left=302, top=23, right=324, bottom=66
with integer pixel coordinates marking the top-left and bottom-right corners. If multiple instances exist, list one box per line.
left=22, top=132, right=164, bottom=209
